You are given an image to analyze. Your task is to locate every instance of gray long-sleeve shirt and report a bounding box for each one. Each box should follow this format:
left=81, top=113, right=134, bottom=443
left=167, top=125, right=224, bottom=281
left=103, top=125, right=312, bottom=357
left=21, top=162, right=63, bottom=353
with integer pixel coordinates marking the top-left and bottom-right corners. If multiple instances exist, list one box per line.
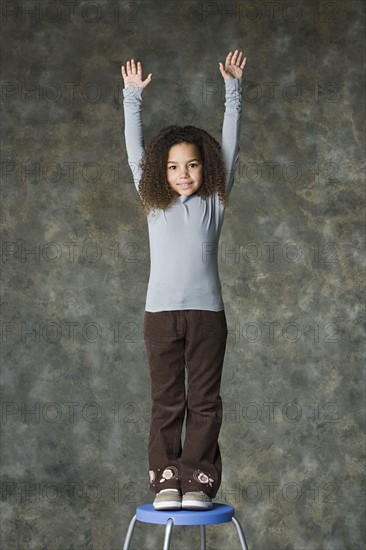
left=122, top=78, right=243, bottom=312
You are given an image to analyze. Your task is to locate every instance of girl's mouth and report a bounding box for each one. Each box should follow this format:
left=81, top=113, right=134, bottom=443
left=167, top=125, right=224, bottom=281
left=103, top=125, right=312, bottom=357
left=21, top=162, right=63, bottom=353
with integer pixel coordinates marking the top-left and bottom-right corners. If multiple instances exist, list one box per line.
left=178, top=183, right=192, bottom=189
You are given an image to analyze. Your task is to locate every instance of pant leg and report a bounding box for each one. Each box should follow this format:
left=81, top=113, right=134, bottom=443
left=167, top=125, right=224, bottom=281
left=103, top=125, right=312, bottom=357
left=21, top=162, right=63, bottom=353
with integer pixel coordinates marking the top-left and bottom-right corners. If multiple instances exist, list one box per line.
left=143, top=310, right=186, bottom=494
left=180, top=309, right=228, bottom=499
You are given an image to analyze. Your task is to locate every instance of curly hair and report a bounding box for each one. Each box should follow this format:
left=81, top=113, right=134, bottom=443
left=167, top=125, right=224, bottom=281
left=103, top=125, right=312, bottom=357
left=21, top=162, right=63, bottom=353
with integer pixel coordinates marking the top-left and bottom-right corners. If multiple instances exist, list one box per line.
left=135, top=125, right=230, bottom=217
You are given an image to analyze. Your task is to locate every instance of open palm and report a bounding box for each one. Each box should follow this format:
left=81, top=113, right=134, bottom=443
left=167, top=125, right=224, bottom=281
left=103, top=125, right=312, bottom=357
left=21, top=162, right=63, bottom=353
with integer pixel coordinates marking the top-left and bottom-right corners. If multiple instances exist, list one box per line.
left=121, top=58, right=152, bottom=89
left=219, top=49, right=247, bottom=79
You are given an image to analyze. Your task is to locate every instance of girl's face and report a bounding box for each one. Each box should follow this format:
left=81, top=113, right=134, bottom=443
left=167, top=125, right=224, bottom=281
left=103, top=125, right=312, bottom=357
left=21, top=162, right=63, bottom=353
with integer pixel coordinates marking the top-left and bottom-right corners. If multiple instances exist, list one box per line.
left=166, top=143, right=203, bottom=196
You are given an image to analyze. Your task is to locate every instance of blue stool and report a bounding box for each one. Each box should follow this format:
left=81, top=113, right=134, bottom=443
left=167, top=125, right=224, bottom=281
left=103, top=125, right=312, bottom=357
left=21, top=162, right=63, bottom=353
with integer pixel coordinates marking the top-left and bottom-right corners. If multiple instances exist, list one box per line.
left=122, top=503, right=249, bottom=550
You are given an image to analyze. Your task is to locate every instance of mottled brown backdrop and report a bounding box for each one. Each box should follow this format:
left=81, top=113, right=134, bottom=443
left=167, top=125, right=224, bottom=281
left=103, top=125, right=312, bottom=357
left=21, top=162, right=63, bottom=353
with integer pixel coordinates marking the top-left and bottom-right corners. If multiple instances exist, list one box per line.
left=1, top=0, right=365, bottom=548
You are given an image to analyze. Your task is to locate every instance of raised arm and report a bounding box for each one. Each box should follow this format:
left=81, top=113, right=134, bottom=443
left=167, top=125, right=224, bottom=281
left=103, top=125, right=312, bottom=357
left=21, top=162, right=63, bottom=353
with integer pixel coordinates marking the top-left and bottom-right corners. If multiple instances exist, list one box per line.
left=219, top=50, right=247, bottom=196
left=121, top=59, right=152, bottom=194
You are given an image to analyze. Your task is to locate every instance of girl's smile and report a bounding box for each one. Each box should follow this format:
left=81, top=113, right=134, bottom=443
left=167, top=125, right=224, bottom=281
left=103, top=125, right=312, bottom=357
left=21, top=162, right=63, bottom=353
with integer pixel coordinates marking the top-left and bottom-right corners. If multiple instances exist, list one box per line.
left=166, top=142, right=203, bottom=196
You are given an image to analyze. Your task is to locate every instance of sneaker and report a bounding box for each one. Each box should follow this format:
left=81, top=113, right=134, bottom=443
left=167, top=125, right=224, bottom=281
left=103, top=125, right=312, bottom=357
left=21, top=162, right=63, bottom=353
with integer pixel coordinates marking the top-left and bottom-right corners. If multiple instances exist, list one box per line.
left=182, top=490, right=213, bottom=510
left=153, top=488, right=182, bottom=510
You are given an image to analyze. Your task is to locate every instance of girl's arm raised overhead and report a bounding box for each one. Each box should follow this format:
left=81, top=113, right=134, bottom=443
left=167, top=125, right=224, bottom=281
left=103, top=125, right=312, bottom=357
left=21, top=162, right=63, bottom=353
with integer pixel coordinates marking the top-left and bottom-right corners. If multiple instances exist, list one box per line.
left=121, top=59, right=152, bottom=195
left=219, top=50, right=247, bottom=197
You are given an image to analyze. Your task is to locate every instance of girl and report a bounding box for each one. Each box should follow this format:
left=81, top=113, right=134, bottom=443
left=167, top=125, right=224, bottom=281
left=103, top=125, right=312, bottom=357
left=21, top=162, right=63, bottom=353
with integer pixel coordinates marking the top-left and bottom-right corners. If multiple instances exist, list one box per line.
left=121, top=50, right=246, bottom=510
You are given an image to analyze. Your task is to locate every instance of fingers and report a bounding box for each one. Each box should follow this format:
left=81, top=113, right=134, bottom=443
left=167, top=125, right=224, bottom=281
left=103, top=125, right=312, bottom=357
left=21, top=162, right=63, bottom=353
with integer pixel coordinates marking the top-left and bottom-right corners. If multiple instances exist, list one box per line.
left=127, top=59, right=135, bottom=75
left=231, top=50, right=239, bottom=64
left=225, top=51, right=232, bottom=67
left=225, top=49, right=246, bottom=68
left=121, top=58, right=141, bottom=76
left=121, top=58, right=153, bottom=88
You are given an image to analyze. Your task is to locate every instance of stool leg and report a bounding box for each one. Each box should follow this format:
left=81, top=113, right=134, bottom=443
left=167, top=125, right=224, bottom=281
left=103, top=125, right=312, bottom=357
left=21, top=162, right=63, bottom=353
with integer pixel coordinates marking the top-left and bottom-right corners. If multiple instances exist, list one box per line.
left=123, top=514, right=137, bottom=550
left=163, top=518, right=174, bottom=550
left=200, top=525, right=206, bottom=550
left=231, top=517, right=249, bottom=550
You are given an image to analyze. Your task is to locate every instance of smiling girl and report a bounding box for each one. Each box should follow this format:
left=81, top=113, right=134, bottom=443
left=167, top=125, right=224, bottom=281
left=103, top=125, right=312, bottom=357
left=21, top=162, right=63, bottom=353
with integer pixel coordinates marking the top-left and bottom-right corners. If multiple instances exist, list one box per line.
left=121, top=50, right=247, bottom=511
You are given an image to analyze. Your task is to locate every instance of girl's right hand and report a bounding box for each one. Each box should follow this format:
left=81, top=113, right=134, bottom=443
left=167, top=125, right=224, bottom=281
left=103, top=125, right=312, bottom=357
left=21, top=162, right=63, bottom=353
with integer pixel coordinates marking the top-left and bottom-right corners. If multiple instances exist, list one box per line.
left=121, top=59, right=152, bottom=89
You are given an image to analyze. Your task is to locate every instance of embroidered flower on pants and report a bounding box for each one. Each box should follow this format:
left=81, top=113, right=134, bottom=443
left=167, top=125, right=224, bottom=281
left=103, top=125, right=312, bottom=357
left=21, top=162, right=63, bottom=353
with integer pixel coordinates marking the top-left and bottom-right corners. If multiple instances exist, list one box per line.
left=193, top=469, right=214, bottom=487
left=149, top=470, right=156, bottom=483
left=159, top=466, right=179, bottom=483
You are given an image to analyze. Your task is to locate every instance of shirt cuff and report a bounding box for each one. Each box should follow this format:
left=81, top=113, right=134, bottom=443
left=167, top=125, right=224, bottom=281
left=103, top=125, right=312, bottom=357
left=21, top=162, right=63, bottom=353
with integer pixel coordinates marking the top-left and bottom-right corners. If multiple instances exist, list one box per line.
left=224, top=77, right=242, bottom=87
left=122, top=85, right=143, bottom=98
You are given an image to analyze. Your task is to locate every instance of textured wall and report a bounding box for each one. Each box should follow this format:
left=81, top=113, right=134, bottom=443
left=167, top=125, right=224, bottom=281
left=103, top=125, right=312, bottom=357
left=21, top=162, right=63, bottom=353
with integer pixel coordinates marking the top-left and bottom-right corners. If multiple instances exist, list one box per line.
left=1, top=0, right=365, bottom=548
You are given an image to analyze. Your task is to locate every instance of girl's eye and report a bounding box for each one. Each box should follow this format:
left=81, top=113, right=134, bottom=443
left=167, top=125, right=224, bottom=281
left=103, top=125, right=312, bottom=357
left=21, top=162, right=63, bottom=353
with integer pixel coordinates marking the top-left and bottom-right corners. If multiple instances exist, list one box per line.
left=168, top=164, right=198, bottom=169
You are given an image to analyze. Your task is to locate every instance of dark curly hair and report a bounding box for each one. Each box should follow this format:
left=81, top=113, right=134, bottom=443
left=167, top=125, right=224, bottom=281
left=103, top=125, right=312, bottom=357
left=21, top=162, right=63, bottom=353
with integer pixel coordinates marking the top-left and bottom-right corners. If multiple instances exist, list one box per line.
left=136, top=125, right=230, bottom=217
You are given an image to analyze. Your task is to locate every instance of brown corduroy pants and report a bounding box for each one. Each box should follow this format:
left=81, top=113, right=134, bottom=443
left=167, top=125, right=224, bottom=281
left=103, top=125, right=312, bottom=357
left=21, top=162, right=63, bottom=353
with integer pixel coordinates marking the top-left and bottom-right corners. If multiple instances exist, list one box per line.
left=143, top=309, right=228, bottom=499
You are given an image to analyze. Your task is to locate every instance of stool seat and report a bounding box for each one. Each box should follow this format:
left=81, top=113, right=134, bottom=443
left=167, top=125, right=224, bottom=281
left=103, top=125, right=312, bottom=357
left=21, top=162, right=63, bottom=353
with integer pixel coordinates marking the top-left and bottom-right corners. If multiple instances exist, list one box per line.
left=136, top=503, right=235, bottom=525
left=122, top=502, right=249, bottom=550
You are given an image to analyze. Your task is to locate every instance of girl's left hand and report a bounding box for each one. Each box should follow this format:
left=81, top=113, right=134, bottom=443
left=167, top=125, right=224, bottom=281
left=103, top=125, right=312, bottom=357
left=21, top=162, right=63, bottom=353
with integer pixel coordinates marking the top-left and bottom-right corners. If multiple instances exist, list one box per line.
left=219, top=49, right=247, bottom=79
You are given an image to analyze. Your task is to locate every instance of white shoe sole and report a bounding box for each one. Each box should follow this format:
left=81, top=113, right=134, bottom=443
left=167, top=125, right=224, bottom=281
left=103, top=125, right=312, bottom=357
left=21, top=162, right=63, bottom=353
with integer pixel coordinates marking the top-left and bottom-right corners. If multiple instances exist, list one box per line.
left=182, top=500, right=213, bottom=510
left=153, top=500, right=182, bottom=510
